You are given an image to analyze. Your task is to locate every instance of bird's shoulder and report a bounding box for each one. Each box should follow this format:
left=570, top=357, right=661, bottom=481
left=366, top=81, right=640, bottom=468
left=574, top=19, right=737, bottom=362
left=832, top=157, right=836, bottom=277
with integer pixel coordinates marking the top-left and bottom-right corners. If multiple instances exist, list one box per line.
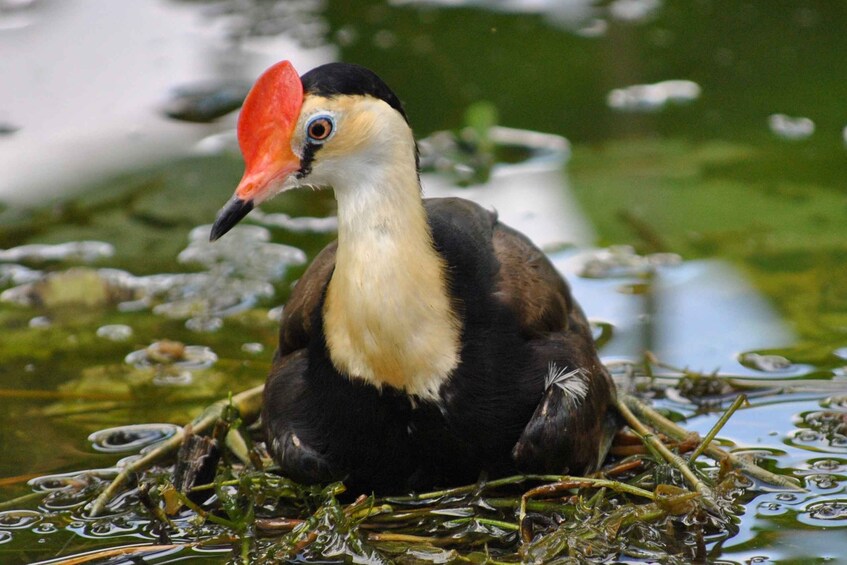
left=424, top=197, right=574, bottom=336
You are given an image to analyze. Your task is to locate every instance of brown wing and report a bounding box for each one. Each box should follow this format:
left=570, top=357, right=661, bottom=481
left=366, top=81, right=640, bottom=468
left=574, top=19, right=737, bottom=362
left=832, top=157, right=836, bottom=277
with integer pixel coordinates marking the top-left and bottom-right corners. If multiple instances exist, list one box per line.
left=277, top=240, right=337, bottom=356
left=491, top=222, right=580, bottom=337
left=490, top=217, right=618, bottom=474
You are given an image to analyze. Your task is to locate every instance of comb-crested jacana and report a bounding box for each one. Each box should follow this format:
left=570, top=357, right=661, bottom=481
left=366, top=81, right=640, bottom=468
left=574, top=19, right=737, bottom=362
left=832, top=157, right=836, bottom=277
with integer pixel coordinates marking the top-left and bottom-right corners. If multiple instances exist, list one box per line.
left=210, top=61, right=618, bottom=493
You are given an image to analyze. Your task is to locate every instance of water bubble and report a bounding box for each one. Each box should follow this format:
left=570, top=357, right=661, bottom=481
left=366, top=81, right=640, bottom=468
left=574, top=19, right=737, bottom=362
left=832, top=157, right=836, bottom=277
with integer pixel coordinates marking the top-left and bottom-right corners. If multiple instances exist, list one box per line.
left=807, top=501, right=847, bottom=521
left=152, top=370, right=193, bottom=387
left=28, top=316, right=51, bottom=329
left=32, top=523, right=57, bottom=535
left=185, top=316, right=223, bottom=333
left=576, top=18, right=607, bottom=37
left=2, top=267, right=131, bottom=308
left=609, top=0, right=662, bottom=22
left=803, top=411, right=847, bottom=437
left=738, top=352, right=793, bottom=372
left=88, top=423, right=181, bottom=453
left=0, top=531, right=11, bottom=545
left=823, top=396, right=847, bottom=410
left=757, top=501, right=784, bottom=516
left=806, top=473, right=839, bottom=490
left=776, top=493, right=798, bottom=502
left=29, top=471, right=97, bottom=492
left=795, top=429, right=822, bottom=443
left=648, top=253, right=683, bottom=267
left=0, top=241, right=114, bottom=263
left=122, top=224, right=307, bottom=320
left=125, top=341, right=217, bottom=370
left=250, top=209, right=338, bottom=234
left=0, top=264, right=42, bottom=286
left=84, top=518, right=139, bottom=537
left=180, top=225, right=306, bottom=279
left=29, top=471, right=113, bottom=511
left=811, top=459, right=844, bottom=472
left=96, top=324, right=133, bottom=341
left=0, top=510, right=41, bottom=529
left=242, top=342, right=265, bottom=354
left=607, top=80, right=701, bottom=113
left=769, top=113, right=814, bottom=140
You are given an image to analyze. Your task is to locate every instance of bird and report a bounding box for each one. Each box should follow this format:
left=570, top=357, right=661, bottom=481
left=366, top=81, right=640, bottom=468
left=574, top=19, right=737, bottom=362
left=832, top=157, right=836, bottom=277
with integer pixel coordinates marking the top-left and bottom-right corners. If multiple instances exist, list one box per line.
left=209, top=60, right=618, bottom=493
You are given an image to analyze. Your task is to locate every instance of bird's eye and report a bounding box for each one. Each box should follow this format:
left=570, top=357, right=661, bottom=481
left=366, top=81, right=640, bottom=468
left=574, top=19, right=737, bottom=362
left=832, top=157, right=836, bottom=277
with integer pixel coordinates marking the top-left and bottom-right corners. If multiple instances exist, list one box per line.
left=306, top=115, right=334, bottom=143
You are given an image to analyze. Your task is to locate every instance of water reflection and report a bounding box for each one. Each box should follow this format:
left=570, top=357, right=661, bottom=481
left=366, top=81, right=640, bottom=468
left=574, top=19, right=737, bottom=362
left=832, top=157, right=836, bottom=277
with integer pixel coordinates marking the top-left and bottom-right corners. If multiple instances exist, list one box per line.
left=0, top=0, right=334, bottom=205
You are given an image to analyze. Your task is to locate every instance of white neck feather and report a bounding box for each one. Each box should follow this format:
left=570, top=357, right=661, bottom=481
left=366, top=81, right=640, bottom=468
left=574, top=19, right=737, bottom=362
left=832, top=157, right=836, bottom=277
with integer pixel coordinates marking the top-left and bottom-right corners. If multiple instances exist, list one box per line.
left=322, top=133, right=460, bottom=400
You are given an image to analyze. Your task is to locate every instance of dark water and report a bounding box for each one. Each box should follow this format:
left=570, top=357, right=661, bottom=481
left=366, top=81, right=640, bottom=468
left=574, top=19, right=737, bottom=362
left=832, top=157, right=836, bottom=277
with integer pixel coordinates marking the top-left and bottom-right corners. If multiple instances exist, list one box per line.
left=0, top=0, right=845, bottom=562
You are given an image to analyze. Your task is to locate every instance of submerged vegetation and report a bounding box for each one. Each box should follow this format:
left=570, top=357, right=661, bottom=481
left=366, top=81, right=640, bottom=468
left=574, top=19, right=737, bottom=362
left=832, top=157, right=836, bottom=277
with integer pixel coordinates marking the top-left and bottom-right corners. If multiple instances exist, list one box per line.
left=0, top=355, right=809, bottom=563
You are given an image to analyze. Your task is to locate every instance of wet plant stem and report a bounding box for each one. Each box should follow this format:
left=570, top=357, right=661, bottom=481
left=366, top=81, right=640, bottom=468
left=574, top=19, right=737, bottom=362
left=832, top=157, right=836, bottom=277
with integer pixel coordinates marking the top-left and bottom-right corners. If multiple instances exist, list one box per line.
left=387, top=474, right=653, bottom=503
left=621, top=393, right=804, bottom=491
left=50, top=543, right=183, bottom=565
left=170, top=486, right=241, bottom=530
left=518, top=477, right=655, bottom=543
left=690, top=394, right=747, bottom=464
left=615, top=395, right=718, bottom=510
left=644, top=353, right=842, bottom=392
left=89, top=384, right=264, bottom=517
left=450, top=517, right=520, bottom=531
left=368, top=532, right=453, bottom=545
left=0, top=489, right=48, bottom=511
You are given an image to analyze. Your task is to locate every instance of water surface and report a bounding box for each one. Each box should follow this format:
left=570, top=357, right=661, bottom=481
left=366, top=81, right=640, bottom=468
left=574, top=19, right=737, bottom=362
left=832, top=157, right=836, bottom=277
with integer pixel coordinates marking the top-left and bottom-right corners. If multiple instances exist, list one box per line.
left=1, top=0, right=846, bottom=562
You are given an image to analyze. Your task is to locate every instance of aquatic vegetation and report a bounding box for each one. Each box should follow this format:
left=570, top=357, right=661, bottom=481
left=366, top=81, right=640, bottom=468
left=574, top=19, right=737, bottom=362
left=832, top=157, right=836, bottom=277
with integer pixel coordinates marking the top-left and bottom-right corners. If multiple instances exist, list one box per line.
left=2, top=2, right=847, bottom=561
left=0, top=356, right=827, bottom=564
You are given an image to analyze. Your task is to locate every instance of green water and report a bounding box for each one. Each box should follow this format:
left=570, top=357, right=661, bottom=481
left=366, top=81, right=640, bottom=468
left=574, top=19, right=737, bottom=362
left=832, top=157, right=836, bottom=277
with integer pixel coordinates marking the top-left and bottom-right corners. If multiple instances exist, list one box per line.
left=0, top=0, right=846, bottom=562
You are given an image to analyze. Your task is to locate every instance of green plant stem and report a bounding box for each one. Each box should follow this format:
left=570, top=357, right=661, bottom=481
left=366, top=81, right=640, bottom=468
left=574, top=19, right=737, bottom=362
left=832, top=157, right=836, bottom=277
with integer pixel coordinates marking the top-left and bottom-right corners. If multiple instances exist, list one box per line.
left=448, top=517, right=520, bottom=531
left=616, top=395, right=717, bottom=510
left=621, top=393, right=804, bottom=491
left=171, top=487, right=241, bottom=530
left=690, top=394, right=747, bottom=463
left=386, top=474, right=653, bottom=504
left=88, top=384, right=264, bottom=517
left=0, top=490, right=49, bottom=511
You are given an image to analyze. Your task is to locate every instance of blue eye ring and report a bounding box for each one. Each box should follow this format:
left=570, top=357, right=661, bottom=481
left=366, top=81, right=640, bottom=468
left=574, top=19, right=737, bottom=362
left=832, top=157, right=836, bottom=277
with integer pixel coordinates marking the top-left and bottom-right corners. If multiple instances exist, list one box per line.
left=306, top=114, right=335, bottom=144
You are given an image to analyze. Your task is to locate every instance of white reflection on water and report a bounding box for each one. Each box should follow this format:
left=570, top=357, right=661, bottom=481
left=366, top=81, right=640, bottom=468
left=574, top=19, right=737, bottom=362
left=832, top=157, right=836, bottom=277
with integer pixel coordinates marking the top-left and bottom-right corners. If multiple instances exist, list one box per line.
left=0, top=0, right=333, bottom=205
left=423, top=127, right=595, bottom=249
left=421, top=124, right=793, bottom=373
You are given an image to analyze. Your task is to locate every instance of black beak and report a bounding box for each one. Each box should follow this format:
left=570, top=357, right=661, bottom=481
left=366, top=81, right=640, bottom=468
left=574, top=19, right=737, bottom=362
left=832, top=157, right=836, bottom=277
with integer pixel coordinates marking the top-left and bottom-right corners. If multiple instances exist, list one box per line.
left=209, top=197, right=254, bottom=241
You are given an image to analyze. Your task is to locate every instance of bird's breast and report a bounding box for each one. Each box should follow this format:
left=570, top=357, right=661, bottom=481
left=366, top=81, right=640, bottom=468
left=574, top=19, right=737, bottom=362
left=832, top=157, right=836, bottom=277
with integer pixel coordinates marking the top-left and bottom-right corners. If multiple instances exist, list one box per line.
left=322, top=224, right=461, bottom=400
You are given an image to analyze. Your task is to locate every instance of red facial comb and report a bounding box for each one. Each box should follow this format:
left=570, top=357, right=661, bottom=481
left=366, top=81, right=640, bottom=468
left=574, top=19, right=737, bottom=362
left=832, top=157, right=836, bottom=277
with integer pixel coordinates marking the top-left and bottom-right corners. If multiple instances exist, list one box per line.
left=237, top=60, right=304, bottom=168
